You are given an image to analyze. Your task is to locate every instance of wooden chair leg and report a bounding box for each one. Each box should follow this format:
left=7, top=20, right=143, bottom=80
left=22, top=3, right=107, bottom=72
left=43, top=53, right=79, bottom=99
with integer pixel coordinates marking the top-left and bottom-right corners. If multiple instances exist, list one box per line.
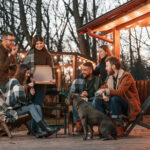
left=1, top=122, right=13, bottom=138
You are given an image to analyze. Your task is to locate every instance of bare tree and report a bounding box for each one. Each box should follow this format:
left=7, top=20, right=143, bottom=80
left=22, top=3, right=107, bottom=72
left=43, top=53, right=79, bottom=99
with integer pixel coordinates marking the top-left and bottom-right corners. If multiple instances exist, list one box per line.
left=36, top=0, right=42, bottom=35
left=18, top=0, right=32, bottom=45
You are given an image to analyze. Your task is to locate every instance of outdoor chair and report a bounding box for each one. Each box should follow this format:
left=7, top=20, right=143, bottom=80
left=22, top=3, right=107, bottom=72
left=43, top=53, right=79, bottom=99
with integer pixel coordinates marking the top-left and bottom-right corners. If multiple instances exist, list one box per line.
left=43, top=85, right=67, bottom=135
left=0, top=90, right=31, bottom=138
left=0, top=114, right=31, bottom=138
left=124, top=95, right=150, bottom=136
left=124, top=80, right=150, bottom=136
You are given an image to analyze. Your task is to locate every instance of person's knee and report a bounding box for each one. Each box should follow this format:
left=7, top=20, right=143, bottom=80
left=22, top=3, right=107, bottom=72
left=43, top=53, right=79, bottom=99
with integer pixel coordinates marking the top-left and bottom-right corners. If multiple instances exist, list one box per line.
left=34, top=104, right=41, bottom=111
left=92, top=98, right=102, bottom=107
left=110, top=96, right=121, bottom=104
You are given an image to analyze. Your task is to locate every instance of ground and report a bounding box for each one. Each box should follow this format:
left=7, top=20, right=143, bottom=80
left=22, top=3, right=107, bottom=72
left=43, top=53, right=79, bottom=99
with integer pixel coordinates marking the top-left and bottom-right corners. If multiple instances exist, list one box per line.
left=0, top=125, right=150, bottom=150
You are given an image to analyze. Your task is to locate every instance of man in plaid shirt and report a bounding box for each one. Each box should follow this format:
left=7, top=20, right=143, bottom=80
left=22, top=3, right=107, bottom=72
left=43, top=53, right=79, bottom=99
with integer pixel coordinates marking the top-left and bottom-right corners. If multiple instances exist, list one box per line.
left=69, top=62, right=101, bottom=132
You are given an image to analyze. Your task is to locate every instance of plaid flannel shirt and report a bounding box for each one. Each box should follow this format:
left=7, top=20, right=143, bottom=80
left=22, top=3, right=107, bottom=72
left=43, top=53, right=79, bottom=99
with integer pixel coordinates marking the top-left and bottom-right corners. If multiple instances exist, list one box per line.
left=5, top=78, right=28, bottom=109
left=23, top=49, right=34, bottom=73
left=70, top=74, right=100, bottom=101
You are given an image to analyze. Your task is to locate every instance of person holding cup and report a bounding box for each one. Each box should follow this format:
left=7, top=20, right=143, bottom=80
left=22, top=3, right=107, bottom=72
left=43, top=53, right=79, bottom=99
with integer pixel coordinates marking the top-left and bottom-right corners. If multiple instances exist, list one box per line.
left=0, top=32, right=18, bottom=93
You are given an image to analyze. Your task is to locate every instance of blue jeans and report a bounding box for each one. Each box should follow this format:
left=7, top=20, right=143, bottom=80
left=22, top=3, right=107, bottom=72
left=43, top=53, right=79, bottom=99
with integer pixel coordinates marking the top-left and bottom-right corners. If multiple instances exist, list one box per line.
left=16, top=104, right=42, bottom=123
left=72, top=101, right=93, bottom=121
left=31, top=85, right=46, bottom=132
left=92, top=96, right=128, bottom=124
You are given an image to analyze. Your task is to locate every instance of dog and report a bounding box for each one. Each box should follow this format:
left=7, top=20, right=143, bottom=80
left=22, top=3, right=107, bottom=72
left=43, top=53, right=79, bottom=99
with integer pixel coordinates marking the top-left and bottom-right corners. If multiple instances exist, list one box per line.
left=66, top=93, right=117, bottom=140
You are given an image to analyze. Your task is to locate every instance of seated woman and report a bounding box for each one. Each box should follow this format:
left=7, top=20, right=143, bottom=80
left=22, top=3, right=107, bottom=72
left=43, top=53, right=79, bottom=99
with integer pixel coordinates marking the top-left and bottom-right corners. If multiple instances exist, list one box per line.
left=4, top=64, right=60, bottom=138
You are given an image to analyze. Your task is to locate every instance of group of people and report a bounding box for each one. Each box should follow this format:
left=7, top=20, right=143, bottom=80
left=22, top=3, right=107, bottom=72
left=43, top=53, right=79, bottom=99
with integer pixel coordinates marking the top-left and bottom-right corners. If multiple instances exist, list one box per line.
left=0, top=31, right=141, bottom=138
left=69, top=45, right=141, bottom=137
left=0, top=32, right=60, bottom=138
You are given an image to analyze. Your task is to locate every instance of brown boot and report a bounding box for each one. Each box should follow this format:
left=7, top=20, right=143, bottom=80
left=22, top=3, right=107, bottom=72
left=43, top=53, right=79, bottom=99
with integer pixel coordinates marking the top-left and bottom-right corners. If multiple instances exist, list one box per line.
left=116, top=125, right=124, bottom=137
left=112, top=119, right=124, bottom=137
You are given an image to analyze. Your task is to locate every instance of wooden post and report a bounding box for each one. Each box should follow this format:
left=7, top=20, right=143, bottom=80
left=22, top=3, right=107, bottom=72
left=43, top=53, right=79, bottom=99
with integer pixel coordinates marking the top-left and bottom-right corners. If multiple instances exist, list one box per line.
left=57, top=67, right=61, bottom=90
left=72, top=55, right=77, bottom=81
left=113, top=28, right=120, bottom=58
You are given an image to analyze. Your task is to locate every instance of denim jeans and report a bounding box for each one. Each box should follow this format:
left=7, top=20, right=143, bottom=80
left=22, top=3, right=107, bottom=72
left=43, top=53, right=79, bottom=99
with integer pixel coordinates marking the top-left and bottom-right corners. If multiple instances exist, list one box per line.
left=16, top=104, right=42, bottom=123
left=92, top=96, right=128, bottom=123
left=31, top=84, right=46, bottom=132
left=32, top=85, right=46, bottom=106
left=72, top=101, right=93, bottom=121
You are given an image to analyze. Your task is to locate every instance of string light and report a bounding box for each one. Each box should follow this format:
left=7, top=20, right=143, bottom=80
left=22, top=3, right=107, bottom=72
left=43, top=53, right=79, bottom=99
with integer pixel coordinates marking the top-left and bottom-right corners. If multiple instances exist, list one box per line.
left=83, top=60, right=86, bottom=63
left=54, top=56, right=57, bottom=60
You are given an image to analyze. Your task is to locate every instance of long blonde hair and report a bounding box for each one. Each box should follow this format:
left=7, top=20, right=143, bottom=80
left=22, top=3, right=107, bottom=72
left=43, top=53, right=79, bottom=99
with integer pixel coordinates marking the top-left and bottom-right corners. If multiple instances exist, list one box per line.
left=97, top=45, right=112, bottom=63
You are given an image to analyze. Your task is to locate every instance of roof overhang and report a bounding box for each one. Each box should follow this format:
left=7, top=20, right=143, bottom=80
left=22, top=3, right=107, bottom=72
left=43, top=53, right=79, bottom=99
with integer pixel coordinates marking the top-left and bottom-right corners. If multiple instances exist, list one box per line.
left=77, top=0, right=150, bottom=35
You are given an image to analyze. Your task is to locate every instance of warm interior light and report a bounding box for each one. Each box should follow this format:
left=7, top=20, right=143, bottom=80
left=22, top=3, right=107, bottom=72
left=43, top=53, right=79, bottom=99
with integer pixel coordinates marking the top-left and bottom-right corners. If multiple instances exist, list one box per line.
left=109, top=45, right=113, bottom=50
left=54, top=56, right=57, bottom=60
left=123, top=16, right=129, bottom=21
left=21, top=53, right=25, bottom=59
left=135, top=11, right=141, bottom=16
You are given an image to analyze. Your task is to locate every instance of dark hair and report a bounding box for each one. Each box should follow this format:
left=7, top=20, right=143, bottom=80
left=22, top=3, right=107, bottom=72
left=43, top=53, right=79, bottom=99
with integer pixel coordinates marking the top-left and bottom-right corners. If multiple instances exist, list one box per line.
left=31, top=35, right=47, bottom=51
left=105, top=56, right=122, bottom=70
left=83, top=62, right=93, bottom=70
left=15, top=64, right=30, bottom=85
left=9, top=65, right=17, bottom=78
left=98, top=45, right=112, bottom=63
left=2, top=32, right=14, bottom=39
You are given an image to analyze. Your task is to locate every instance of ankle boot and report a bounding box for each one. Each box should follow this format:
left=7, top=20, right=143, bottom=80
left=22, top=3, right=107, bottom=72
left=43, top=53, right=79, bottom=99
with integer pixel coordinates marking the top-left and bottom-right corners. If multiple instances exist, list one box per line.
left=42, top=121, right=61, bottom=132
left=35, top=127, right=48, bottom=138
left=37, top=121, right=60, bottom=137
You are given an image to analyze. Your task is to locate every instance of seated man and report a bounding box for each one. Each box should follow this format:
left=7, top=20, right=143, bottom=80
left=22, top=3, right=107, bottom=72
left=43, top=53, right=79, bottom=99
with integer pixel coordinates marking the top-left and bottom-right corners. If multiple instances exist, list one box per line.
left=69, top=62, right=101, bottom=132
left=92, top=56, right=141, bottom=136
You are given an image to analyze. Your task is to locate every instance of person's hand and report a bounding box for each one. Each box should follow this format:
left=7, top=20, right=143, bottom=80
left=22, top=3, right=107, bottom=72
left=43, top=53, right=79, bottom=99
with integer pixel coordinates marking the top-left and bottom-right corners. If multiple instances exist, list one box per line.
left=30, top=88, right=35, bottom=95
left=80, top=91, right=88, bottom=97
left=11, top=45, right=18, bottom=56
left=97, top=89, right=106, bottom=94
left=28, top=82, right=34, bottom=87
left=102, top=93, right=109, bottom=101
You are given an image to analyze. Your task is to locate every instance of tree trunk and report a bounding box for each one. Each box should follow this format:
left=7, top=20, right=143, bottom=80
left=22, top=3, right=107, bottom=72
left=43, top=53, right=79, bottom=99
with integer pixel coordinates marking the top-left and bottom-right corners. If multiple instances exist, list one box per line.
left=129, top=29, right=134, bottom=74
left=36, top=0, right=42, bottom=35
left=91, top=0, right=97, bottom=60
left=18, top=0, right=31, bottom=45
left=73, top=0, right=90, bottom=57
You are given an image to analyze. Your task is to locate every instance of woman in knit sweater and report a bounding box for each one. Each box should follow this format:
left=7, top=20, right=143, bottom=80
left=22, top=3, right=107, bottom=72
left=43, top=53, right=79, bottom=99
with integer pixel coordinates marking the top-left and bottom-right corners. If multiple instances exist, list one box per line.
left=23, top=35, right=55, bottom=134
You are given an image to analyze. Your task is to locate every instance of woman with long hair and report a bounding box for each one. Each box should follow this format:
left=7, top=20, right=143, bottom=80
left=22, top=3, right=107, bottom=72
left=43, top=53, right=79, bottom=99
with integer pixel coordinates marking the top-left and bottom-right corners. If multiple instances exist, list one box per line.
left=93, top=45, right=112, bottom=86
left=5, top=64, right=59, bottom=138
left=23, top=35, right=54, bottom=134
left=92, top=45, right=112, bottom=112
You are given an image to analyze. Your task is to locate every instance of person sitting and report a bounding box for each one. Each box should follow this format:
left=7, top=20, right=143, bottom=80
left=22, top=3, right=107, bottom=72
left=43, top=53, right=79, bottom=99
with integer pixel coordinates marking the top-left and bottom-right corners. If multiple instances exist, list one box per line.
left=69, top=62, right=101, bottom=132
left=3, top=64, right=60, bottom=138
left=93, top=56, right=141, bottom=136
